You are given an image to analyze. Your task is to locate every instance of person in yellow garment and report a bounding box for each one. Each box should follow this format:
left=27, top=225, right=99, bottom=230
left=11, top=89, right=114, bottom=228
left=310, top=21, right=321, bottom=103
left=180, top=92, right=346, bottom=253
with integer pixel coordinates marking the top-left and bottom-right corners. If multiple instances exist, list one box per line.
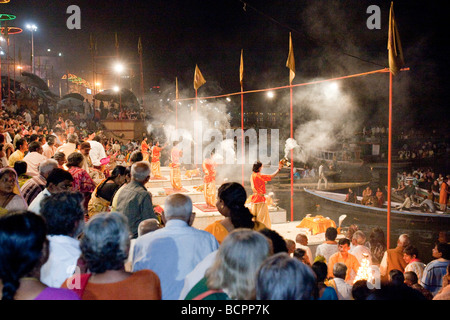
left=150, top=141, right=165, bottom=179
left=202, top=151, right=217, bottom=208
left=248, top=161, right=283, bottom=229
left=169, top=141, right=183, bottom=190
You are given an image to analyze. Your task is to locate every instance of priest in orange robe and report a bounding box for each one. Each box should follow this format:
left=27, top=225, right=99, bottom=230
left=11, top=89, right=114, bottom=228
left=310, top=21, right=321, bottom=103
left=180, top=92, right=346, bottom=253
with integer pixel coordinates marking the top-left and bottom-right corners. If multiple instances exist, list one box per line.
left=141, top=137, right=150, bottom=162
left=202, top=152, right=217, bottom=208
left=169, top=141, right=183, bottom=190
left=248, top=160, right=283, bottom=228
left=150, top=141, right=165, bottom=178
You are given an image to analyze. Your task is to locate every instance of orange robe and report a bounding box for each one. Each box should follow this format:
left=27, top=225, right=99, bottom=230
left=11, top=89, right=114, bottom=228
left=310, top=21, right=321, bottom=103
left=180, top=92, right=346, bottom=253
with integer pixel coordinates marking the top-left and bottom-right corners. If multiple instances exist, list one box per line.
left=141, top=141, right=150, bottom=162
left=170, top=147, right=182, bottom=190
left=249, top=172, right=272, bottom=228
left=202, top=158, right=216, bottom=207
left=151, top=146, right=162, bottom=178
left=204, top=220, right=266, bottom=244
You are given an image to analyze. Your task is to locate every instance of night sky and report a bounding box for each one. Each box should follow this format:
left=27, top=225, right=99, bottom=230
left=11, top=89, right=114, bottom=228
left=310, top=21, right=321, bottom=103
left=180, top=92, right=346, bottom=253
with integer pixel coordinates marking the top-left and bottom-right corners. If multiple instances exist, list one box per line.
left=2, top=0, right=448, bottom=131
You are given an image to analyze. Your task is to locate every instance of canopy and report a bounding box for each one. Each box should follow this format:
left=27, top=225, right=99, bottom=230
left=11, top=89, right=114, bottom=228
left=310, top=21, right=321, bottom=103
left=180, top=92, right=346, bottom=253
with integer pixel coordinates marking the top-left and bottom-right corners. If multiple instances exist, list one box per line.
left=94, top=88, right=140, bottom=109
left=56, top=97, right=84, bottom=113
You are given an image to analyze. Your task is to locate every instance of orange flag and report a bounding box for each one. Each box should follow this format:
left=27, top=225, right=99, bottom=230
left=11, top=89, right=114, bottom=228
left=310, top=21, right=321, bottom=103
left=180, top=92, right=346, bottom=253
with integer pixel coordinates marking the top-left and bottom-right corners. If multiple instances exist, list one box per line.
left=388, top=2, right=404, bottom=76
left=286, top=32, right=296, bottom=84
left=194, top=64, right=206, bottom=90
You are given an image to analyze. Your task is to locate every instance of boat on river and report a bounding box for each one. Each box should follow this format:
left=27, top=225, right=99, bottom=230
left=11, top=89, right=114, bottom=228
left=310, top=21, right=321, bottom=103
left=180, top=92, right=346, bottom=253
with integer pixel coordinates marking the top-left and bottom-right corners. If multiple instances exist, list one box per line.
left=303, top=188, right=450, bottom=232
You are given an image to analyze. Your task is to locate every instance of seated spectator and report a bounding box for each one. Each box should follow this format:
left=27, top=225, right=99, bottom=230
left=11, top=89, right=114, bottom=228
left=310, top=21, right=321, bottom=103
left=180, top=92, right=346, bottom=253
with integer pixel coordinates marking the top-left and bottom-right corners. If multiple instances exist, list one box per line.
left=259, top=228, right=288, bottom=254
left=352, top=280, right=374, bottom=300
left=21, top=159, right=58, bottom=206
left=293, top=248, right=310, bottom=266
left=52, top=151, right=67, bottom=169
left=295, top=233, right=313, bottom=266
left=349, top=230, right=372, bottom=265
left=311, top=261, right=338, bottom=300
left=433, top=264, right=450, bottom=300
left=66, top=152, right=96, bottom=210
left=0, top=167, right=28, bottom=214
left=39, top=191, right=85, bottom=288
left=285, top=239, right=296, bottom=256
left=404, top=271, right=433, bottom=300
left=23, top=141, right=47, bottom=177
left=132, top=193, right=219, bottom=300
left=62, top=212, right=161, bottom=300
left=315, top=227, right=339, bottom=263
left=403, top=245, right=426, bottom=285
left=28, top=168, right=74, bottom=215
left=256, top=252, right=316, bottom=300
left=185, top=229, right=271, bottom=300
left=421, top=242, right=450, bottom=296
left=328, top=262, right=353, bottom=300
left=0, top=211, right=80, bottom=300
left=14, top=161, right=32, bottom=187
left=204, top=182, right=266, bottom=244
left=87, top=165, right=127, bottom=218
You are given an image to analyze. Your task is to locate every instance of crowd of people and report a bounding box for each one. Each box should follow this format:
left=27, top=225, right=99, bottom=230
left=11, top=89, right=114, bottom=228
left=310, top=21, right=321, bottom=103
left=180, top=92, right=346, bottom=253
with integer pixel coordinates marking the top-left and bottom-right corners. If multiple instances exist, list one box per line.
left=0, top=103, right=449, bottom=301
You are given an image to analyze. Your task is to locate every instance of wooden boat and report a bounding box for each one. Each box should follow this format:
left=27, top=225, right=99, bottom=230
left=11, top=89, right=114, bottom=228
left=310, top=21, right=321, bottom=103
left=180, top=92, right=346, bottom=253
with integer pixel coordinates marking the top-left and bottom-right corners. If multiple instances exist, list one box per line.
left=303, top=188, right=450, bottom=232
left=389, top=187, right=450, bottom=208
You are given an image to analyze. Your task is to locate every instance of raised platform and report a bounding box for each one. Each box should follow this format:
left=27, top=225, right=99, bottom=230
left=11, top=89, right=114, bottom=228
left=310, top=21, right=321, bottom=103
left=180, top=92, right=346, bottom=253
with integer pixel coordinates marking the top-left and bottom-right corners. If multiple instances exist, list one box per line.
left=147, top=166, right=287, bottom=229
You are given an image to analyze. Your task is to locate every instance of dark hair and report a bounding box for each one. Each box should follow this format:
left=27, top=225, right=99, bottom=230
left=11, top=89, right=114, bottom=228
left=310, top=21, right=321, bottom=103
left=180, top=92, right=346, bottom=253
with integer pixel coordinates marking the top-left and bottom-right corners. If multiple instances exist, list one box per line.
left=0, top=211, right=47, bottom=300
left=404, top=271, right=418, bottom=285
left=352, top=280, right=374, bottom=300
left=110, top=165, right=127, bottom=179
left=15, top=138, right=27, bottom=150
left=28, top=141, right=41, bottom=153
left=436, top=242, right=450, bottom=260
left=338, top=238, right=351, bottom=247
left=46, top=168, right=74, bottom=187
left=13, top=161, right=27, bottom=176
left=252, top=161, right=262, bottom=173
left=403, top=245, right=419, bottom=258
left=67, top=152, right=84, bottom=167
left=46, top=135, right=56, bottom=145
left=311, top=261, right=328, bottom=282
left=129, top=150, right=143, bottom=163
left=218, top=182, right=255, bottom=229
left=325, top=227, right=338, bottom=241
left=293, top=248, right=306, bottom=260
left=259, top=228, right=288, bottom=253
left=389, top=269, right=405, bottom=286
left=40, top=191, right=84, bottom=235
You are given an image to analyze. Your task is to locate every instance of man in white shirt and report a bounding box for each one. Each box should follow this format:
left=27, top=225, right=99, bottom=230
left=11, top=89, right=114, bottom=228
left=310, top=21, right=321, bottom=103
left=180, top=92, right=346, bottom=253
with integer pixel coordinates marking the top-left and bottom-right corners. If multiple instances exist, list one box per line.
left=28, top=168, right=74, bottom=215
left=23, top=141, right=48, bottom=177
left=315, top=227, right=339, bottom=263
left=39, top=191, right=85, bottom=288
left=349, top=230, right=372, bottom=265
left=42, top=135, right=57, bottom=159
left=332, top=262, right=353, bottom=300
left=86, top=132, right=106, bottom=168
left=132, top=193, right=219, bottom=300
left=56, top=133, right=78, bottom=159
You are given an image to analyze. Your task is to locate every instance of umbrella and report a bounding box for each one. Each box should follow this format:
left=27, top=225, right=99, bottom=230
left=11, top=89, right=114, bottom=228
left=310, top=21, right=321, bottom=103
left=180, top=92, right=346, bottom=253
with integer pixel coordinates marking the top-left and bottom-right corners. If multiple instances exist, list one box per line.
left=20, top=72, right=49, bottom=91
left=62, top=92, right=85, bottom=101
left=94, top=88, right=140, bottom=109
left=57, top=97, right=84, bottom=113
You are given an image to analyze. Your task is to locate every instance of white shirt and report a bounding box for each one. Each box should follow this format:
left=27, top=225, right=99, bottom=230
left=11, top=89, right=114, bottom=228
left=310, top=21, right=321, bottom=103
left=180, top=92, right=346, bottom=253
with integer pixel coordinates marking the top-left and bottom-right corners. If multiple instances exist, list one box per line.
left=40, top=235, right=81, bottom=288
left=315, top=242, right=339, bottom=263
left=178, top=250, right=218, bottom=300
left=132, top=219, right=219, bottom=300
left=349, top=244, right=372, bottom=265
left=28, top=188, right=51, bottom=215
left=88, top=140, right=107, bottom=166
left=333, top=278, right=353, bottom=300
left=23, top=151, right=48, bottom=177
left=57, top=142, right=77, bottom=159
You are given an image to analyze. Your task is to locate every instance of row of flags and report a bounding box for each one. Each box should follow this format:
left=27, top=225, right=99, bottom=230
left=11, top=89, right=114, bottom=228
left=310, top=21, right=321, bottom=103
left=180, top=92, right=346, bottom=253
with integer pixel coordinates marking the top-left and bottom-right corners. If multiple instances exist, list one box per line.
left=93, top=2, right=404, bottom=94
left=191, top=2, right=403, bottom=93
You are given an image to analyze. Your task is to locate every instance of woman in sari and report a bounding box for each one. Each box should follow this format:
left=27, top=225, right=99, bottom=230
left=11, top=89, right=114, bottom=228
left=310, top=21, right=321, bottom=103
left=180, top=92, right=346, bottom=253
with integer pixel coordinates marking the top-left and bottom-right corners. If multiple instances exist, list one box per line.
left=0, top=167, right=27, bottom=215
left=66, top=152, right=96, bottom=211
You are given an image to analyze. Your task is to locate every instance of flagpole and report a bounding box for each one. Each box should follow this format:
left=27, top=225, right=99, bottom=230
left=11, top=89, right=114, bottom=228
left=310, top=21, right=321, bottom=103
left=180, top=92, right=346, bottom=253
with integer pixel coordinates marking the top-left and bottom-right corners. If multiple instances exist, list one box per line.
left=241, top=84, right=244, bottom=186
left=175, top=77, right=178, bottom=130
left=290, top=85, right=294, bottom=222
left=387, top=71, right=393, bottom=249
left=138, top=37, right=144, bottom=108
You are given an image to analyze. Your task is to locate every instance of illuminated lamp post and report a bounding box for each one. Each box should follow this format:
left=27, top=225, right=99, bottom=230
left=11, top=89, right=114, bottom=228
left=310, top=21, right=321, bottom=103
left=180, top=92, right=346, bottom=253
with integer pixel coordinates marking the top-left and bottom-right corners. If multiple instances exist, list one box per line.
left=26, top=24, right=37, bottom=74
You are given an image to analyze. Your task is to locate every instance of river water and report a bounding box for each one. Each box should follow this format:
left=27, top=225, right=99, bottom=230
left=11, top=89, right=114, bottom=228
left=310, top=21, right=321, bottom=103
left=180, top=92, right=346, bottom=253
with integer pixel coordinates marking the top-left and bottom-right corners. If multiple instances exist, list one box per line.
left=222, top=162, right=447, bottom=264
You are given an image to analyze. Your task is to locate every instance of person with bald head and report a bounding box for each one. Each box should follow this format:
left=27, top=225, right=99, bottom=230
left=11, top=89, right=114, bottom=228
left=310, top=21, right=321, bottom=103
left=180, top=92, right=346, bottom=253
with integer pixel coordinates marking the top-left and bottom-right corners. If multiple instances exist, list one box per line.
left=113, top=161, right=157, bottom=238
left=132, top=193, right=219, bottom=300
